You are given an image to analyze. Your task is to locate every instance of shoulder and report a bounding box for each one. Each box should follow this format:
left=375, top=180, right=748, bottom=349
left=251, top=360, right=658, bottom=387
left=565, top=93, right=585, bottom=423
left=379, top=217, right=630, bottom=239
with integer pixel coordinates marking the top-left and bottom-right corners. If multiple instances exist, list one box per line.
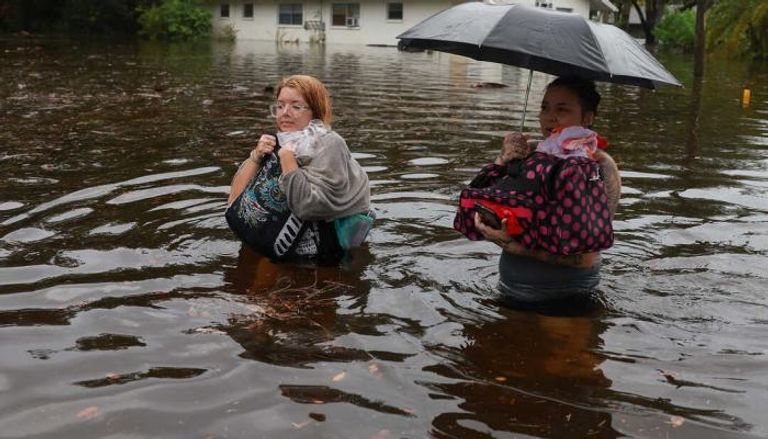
left=318, top=130, right=346, bottom=148
left=315, top=130, right=351, bottom=160
left=593, top=150, right=618, bottom=174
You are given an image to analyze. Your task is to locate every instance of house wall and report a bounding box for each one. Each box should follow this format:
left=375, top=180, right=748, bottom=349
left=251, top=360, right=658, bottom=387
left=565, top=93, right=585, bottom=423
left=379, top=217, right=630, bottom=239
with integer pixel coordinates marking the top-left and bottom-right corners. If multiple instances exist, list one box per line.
left=211, top=0, right=460, bottom=46
left=494, top=0, right=590, bottom=16
left=210, top=0, right=601, bottom=45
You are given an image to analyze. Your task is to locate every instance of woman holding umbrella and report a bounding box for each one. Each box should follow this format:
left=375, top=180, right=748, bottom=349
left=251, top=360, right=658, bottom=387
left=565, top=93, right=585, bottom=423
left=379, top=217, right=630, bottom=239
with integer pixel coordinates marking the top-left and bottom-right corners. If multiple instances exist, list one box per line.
left=398, top=2, right=679, bottom=306
left=472, top=76, right=621, bottom=307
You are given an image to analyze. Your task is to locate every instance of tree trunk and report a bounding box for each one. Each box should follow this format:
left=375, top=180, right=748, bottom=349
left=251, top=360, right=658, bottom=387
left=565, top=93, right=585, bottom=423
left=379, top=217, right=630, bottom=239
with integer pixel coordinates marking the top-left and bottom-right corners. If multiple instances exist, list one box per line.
left=693, top=0, right=709, bottom=79
left=630, top=1, right=652, bottom=44
left=644, top=0, right=659, bottom=45
left=631, top=0, right=665, bottom=46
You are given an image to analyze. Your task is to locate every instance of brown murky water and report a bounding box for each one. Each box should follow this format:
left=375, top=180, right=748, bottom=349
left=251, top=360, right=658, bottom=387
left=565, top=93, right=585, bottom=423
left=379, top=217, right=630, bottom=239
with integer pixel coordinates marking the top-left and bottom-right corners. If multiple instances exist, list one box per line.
left=1, top=37, right=768, bottom=438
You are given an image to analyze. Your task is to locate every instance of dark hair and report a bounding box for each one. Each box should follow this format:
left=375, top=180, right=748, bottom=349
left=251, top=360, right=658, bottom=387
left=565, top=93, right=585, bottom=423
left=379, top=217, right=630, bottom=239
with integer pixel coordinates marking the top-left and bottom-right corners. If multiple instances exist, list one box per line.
left=547, top=76, right=600, bottom=115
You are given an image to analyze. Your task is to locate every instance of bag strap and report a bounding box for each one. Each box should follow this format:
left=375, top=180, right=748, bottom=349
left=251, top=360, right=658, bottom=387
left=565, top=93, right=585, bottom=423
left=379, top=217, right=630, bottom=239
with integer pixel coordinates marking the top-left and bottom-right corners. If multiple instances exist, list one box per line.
left=273, top=213, right=310, bottom=258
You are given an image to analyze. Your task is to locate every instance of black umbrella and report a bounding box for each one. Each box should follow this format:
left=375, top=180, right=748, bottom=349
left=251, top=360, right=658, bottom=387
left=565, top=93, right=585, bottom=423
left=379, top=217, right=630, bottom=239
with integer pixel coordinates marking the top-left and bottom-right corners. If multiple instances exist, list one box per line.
left=397, top=2, right=682, bottom=127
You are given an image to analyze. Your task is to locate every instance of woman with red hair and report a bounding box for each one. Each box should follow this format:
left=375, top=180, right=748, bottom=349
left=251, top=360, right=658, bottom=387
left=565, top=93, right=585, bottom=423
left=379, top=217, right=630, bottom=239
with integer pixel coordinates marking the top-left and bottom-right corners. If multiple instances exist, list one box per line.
left=227, top=75, right=371, bottom=265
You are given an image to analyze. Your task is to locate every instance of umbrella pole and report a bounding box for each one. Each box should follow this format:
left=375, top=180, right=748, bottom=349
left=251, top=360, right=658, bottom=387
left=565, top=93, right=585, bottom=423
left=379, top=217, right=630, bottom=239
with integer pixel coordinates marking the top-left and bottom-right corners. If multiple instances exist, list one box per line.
left=520, top=69, right=533, bottom=131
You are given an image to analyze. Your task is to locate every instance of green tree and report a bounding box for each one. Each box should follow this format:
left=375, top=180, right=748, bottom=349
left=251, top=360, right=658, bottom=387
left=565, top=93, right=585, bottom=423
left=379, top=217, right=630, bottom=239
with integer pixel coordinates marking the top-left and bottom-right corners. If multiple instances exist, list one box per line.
left=707, top=0, right=768, bottom=59
left=137, top=0, right=211, bottom=40
left=654, top=8, right=695, bottom=50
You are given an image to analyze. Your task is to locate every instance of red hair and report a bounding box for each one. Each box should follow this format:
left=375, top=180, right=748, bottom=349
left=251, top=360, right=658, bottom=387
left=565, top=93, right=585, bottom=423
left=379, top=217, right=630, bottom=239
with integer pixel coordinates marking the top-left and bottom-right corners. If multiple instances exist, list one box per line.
left=275, top=75, right=333, bottom=126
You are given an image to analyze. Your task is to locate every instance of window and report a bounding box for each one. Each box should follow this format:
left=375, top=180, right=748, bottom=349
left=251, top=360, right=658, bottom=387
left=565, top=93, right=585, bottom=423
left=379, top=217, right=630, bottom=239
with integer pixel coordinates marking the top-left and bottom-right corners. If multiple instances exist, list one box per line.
left=535, top=1, right=553, bottom=8
left=387, top=3, right=403, bottom=21
left=278, top=4, right=303, bottom=25
left=220, top=3, right=230, bottom=18
left=243, top=3, right=254, bottom=18
left=332, top=3, right=360, bottom=27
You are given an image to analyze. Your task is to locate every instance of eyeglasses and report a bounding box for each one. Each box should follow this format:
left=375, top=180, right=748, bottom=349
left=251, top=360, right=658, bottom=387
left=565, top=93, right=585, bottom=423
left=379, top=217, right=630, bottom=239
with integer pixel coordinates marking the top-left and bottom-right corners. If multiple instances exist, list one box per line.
left=269, top=102, right=311, bottom=117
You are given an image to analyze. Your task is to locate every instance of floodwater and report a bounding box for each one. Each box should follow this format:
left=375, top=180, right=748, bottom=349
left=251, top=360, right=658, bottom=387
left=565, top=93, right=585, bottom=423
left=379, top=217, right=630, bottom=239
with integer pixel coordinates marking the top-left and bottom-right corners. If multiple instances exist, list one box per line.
left=1, top=37, right=767, bottom=438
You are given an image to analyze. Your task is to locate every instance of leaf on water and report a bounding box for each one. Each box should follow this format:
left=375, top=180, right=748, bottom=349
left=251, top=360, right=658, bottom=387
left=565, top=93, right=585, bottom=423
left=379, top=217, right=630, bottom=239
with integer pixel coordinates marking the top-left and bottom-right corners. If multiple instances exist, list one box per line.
left=332, top=371, right=347, bottom=382
left=76, top=406, right=99, bottom=420
left=495, top=376, right=508, bottom=383
left=368, top=362, right=382, bottom=378
left=291, top=420, right=311, bottom=429
left=669, top=416, right=685, bottom=428
left=187, top=307, right=212, bottom=319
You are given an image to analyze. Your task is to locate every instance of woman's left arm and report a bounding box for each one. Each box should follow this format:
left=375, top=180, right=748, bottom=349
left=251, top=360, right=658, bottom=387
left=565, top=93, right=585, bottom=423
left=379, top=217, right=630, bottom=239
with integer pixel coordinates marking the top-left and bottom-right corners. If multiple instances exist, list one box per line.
left=594, top=149, right=621, bottom=217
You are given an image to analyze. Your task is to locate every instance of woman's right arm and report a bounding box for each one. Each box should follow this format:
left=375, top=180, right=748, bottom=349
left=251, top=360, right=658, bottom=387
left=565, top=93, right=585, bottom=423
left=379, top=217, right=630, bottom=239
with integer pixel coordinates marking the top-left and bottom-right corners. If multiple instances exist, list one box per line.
left=227, top=160, right=259, bottom=207
left=473, top=213, right=598, bottom=269
left=227, top=134, right=277, bottom=207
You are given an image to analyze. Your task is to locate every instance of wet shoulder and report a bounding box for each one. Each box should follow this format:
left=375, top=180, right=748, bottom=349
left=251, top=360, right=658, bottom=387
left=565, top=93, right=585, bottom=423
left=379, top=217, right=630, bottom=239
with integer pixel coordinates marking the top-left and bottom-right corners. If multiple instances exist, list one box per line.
left=317, top=130, right=350, bottom=155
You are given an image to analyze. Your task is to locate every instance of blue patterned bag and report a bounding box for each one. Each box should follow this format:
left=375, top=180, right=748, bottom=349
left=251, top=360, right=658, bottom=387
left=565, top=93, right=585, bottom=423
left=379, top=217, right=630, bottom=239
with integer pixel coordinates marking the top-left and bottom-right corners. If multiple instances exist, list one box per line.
left=226, top=152, right=344, bottom=264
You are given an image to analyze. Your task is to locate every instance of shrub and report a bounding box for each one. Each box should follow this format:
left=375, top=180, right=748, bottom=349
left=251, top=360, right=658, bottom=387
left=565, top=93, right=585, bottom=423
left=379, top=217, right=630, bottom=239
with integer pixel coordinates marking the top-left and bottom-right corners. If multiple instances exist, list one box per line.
left=138, top=0, right=212, bottom=40
left=215, top=22, right=237, bottom=42
left=654, top=8, right=696, bottom=51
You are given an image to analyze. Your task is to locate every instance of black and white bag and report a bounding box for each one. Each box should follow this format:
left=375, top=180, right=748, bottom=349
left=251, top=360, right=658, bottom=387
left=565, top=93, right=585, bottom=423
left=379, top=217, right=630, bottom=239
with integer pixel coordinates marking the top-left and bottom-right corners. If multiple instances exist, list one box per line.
left=225, top=152, right=343, bottom=265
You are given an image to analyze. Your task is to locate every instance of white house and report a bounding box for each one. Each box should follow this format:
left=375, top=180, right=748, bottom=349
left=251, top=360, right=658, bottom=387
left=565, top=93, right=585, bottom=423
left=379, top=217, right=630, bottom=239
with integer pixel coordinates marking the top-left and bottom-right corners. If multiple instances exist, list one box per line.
left=209, top=0, right=618, bottom=46
left=492, top=0, right=617, bottom=18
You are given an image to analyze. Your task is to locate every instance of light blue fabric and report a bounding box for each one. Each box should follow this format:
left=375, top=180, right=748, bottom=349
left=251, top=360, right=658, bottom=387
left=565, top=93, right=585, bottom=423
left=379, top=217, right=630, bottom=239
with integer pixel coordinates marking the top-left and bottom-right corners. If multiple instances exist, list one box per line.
left=334, top=210, right=375, bottom=249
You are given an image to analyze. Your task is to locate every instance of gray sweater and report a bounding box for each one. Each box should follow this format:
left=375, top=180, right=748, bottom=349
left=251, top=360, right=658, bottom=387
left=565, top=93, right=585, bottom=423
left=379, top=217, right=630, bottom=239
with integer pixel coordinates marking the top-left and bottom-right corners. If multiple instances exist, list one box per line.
left=279, top=130, right=370, bottom=221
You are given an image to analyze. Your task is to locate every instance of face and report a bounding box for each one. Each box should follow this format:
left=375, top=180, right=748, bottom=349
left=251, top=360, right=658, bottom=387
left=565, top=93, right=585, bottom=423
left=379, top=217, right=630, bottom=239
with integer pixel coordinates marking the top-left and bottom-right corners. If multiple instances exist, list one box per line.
left=538, top=85, right=595, bottom=137
left=275, top=86, right=313, bottom=132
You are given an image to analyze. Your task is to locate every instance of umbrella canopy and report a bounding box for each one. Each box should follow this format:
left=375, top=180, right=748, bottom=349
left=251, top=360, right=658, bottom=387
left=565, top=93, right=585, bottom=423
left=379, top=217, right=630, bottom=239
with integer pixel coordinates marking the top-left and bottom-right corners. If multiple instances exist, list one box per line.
left=397, top=2, right=681, bottom=89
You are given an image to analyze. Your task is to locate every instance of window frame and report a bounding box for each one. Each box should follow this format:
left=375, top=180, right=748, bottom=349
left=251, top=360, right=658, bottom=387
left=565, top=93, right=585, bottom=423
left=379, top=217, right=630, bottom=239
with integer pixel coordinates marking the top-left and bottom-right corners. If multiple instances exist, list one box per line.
left=243, top=3, right=255, bottom=19
left=387, top=2, right=403, bottom=21
left=278, top=3, right=303, bottom=26
left=331, top=3, right=360, bottom=28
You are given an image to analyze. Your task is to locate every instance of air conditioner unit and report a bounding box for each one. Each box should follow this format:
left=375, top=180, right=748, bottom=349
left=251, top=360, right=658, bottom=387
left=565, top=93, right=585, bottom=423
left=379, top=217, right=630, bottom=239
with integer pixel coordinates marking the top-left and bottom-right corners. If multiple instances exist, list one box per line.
left=346, top=17, right=359, bottom=27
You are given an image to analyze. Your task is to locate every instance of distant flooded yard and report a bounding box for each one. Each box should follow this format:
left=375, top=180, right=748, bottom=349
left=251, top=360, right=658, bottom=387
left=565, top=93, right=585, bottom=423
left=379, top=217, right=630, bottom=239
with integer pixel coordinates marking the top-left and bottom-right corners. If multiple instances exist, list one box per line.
left=1, top=37, right=768, bottom=438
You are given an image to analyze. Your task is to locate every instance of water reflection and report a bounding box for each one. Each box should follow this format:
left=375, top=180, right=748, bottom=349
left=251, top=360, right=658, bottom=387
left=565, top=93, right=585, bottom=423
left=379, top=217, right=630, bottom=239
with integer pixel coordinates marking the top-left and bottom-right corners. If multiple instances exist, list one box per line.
left=430, top=309, right=615, bottom=437
left=1, top=37, right=767, bottom=438
left=223, top=246, right=378, bottom=368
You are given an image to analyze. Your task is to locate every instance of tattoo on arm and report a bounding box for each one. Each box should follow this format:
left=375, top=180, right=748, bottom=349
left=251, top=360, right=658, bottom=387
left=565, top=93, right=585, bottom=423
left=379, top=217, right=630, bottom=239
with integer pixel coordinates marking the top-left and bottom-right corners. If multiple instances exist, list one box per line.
left=596, top=151, right=621, bottom=217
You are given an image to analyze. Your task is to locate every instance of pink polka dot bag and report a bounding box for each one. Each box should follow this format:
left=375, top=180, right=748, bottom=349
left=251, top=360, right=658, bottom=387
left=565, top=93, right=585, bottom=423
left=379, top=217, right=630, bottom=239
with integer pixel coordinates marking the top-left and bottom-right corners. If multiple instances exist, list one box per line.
left=454, top=152, right=614, bottom=256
